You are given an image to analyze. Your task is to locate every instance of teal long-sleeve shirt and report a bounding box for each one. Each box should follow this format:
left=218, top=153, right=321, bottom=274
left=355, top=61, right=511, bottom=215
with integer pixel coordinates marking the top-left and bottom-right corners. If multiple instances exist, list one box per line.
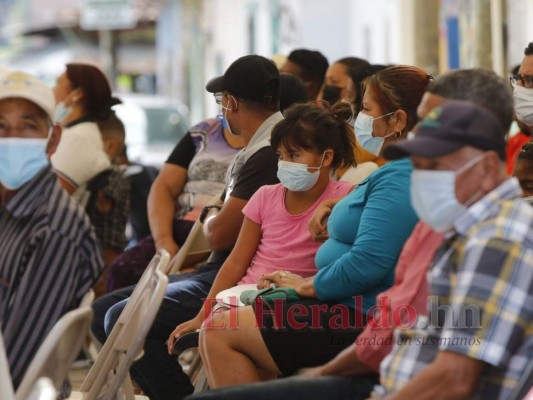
left=314, top=158, right=418, bottom=313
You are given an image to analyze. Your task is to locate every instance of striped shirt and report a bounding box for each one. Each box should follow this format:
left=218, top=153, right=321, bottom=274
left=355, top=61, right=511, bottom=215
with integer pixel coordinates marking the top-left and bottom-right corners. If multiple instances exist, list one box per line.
left=0, top=167, right=103, bottom=387
left=378, top=177, right=533, bottom=400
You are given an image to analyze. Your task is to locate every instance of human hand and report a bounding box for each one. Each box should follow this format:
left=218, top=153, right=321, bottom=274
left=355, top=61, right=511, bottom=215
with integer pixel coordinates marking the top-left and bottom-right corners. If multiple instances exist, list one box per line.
left=257, top=274, right=275, bottom=289
left=167, top=314, right=203, bottom=355
left=308, top=200, right=335, bottom=242
left=262, top=270, right=305, bottom=290
left=155, top=236, right=179, bottom=257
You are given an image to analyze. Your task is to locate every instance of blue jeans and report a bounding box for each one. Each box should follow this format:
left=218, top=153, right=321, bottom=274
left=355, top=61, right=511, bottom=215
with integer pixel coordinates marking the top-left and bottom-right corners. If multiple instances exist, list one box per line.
left=92, top=262, right=221, bottom=400
left=186, top=375, right=378, bottom=400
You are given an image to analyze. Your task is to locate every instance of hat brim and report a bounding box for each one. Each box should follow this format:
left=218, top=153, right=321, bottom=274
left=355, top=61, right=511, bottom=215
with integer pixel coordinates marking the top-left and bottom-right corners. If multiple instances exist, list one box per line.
left=0, top=91, right=54, bottom=122
left=205, top=76, right=225, bottom=93
left=383, top=136, right=465, bottom=161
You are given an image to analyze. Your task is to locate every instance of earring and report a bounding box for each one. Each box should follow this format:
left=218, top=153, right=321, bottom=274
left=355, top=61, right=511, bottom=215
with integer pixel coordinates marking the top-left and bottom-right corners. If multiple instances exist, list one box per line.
left=395, top=130, right=402, bottom=140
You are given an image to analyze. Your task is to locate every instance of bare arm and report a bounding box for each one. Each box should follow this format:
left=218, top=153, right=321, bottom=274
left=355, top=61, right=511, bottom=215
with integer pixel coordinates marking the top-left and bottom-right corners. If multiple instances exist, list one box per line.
left=308, top=198, right=341, bottom=242
left=167, top=217, right=261, bottom=352
left=147, top=163, right=188, bottom=256
left=203, top=196, right=249, bottom=251
left=387, top=351, right=485, bottom=400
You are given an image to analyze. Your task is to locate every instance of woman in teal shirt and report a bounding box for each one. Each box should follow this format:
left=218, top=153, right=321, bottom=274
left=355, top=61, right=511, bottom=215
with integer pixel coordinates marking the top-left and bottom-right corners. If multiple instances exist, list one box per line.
left=197, top=65, right=433, bottom=388
left=314, top=157, right=417, bottom=313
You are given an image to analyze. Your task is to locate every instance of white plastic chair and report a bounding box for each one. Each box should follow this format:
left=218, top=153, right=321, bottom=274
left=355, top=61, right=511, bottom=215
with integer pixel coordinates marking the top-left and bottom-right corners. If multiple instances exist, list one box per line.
left=14, top=306, right=93, bottom=400
left=26, top=377, right=57, bottom=400
left=69, top=249, right=170, bottom=400
left=166, top=193, right=221, bottom=275
left=0, top=329, right=15, bottom=400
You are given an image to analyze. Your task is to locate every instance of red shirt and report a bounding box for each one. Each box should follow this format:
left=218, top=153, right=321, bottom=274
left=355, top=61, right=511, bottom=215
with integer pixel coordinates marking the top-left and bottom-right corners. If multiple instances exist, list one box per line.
left=506, top=131, right=531, bottom=175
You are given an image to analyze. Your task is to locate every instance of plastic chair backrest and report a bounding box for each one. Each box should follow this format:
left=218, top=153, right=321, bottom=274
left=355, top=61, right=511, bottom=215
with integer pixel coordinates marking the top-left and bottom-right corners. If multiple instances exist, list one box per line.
left=79, top=290, right=95, bottom=308
left=14, top=307, right=93, bottom=400
left=75, top=249, right=170, bottom=400
left=0, top=330, right=15, bottom=400
left=166, top=193, right=221, bottom=275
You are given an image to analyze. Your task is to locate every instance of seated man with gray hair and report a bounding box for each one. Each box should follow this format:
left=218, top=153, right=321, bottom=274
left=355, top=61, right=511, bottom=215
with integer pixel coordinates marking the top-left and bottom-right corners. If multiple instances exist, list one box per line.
left=375, top=100, right=533, bottom=400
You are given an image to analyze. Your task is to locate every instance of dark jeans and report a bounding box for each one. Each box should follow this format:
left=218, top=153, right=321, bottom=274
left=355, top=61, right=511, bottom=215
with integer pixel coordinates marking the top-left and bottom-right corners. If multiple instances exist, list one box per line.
left=186, top=375, right=379, bottom=400
left=92, top=262, right=221, bottom=400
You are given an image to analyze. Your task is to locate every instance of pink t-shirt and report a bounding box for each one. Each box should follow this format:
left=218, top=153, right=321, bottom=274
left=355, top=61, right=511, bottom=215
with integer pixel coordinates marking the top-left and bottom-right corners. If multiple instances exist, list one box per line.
left=238, top=180, right=353, bottom=285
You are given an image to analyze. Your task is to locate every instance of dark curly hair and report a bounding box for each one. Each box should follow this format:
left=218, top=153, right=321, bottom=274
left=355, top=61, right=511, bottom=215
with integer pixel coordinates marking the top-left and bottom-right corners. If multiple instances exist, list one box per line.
left=271, top=102, right=356, bottom=171
left=525, top=42, right=533, bottom=56
left=518, top=141, right=533, bottom=162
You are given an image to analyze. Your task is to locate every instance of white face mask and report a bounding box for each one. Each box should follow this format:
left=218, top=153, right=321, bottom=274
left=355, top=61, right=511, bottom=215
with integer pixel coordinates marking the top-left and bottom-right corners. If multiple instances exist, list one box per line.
left=277, top=153, right=325, bottom=192
left=354, top=111, right=396, bottom=155
left=514, top=85, right=533, bottom=126
left=410, top=154, right=485, bottom=232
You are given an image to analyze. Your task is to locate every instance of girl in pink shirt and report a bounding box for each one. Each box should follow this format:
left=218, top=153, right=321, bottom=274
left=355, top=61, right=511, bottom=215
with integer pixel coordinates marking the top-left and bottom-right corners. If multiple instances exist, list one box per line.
left=168, top=102, right=357, bottom=347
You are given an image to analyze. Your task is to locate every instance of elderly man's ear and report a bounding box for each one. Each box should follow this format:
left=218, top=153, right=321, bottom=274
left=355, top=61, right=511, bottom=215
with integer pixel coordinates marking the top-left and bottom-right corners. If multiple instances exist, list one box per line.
left=480, top=151, right=507, bottom=192
left=46, top=124, right=62, bottom=158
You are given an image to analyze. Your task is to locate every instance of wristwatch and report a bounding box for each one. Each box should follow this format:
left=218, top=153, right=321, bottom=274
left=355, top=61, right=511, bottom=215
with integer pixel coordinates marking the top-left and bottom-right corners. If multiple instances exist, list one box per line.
left=199, top=205, right=222, bottom=223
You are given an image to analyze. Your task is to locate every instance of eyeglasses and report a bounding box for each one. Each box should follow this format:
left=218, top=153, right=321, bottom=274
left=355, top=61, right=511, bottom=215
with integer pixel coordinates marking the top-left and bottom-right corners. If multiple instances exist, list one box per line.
left=214, top=92, right=224, bottom=105
left=510, top=75, right=533, bottom=89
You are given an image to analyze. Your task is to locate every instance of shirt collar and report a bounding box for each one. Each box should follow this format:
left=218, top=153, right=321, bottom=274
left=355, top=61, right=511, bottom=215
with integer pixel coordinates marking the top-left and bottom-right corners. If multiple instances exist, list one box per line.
left=453, top=177, right=522, bottom=235
left=3, top=167, right=56, bottom=218
left=240, top=111, right=283, bottom=164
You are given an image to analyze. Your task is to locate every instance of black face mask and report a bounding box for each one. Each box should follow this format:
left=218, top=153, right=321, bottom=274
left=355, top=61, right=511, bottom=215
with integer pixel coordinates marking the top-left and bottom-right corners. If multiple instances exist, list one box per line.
left=321, top=85, right=342, bottom=105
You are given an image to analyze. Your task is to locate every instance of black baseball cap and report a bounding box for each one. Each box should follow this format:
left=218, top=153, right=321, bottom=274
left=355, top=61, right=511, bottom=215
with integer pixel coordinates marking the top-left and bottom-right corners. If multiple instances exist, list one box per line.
left=206, top=55, right=279, bottom=104
left=383, top=100, right=507, bottom=161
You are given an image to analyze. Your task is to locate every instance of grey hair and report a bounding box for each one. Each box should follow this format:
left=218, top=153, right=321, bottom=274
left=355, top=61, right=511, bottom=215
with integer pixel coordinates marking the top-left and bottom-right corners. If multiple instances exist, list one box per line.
left=427, top=68, right=514, bottom=131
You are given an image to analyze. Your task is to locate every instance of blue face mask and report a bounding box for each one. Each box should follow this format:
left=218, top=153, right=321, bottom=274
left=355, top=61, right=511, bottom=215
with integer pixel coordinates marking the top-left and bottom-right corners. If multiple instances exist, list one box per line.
left=54, top=101, right=73, bottom=124
left=217, top=95, right=236, bottom=135
left=277, top=153, right=325, bottom=192
left=354, top=111, right=396, bottom=155
left=0, top=138, right=49, bottom=190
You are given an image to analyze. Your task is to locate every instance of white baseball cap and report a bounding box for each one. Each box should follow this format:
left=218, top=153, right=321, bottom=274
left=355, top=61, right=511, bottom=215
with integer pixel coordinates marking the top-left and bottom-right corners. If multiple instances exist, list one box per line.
left=0, top=71, right=55, bottom=122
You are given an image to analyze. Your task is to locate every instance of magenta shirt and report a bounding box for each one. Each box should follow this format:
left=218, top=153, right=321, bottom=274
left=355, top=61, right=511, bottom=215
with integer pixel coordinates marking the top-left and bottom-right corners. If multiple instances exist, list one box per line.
left=238, top=180, right=353, bottom=285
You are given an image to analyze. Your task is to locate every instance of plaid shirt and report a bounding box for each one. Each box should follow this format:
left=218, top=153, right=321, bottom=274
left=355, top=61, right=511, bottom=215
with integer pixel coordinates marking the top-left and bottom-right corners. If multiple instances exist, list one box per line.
left=86, top=165, right=130, bottom=250
left=378, top=178, right=533, bottom=400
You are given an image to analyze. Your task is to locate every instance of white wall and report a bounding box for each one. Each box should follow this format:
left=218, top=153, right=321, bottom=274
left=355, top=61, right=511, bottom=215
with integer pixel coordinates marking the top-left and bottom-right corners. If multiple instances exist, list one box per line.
left=507, top=0, right=533, bottom=70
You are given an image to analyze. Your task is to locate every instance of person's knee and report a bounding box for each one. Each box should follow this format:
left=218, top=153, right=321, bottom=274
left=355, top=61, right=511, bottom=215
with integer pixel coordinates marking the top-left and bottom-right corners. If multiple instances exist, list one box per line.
left=103, top=300, right=127, bottom=336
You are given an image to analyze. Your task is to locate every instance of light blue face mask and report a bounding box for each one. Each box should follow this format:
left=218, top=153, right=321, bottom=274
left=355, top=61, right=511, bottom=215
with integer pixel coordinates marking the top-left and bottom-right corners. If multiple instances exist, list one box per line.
left=54, top=101, right=73, bottom=124
left=354, top=111, right=396, bottom=155
left=277, top=153, right=325, bottom=192
left=410, top=153, right=485, bottom=232
left=0, top=138, right=49, bottom=190
left=217, top=95, right=236, bottom=135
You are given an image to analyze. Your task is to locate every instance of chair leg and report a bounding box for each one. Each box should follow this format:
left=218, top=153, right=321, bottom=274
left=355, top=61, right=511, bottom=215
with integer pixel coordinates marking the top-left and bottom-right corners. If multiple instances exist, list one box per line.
left=193, top=367, right=209, bottom=393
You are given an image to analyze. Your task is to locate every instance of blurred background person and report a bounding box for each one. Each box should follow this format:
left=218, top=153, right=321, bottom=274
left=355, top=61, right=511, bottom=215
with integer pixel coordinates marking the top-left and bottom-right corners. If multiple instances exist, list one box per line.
left=280, top=48, right=329, bottom=101
left=317, top=57, right=370, bottom=106
left=514, top=141, right=533, bottom=198
left=509, top=43, right=533, bottom=174
left=51, top=63, right=114, bottom=195
left=279, top=72, right=308, bottom=113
